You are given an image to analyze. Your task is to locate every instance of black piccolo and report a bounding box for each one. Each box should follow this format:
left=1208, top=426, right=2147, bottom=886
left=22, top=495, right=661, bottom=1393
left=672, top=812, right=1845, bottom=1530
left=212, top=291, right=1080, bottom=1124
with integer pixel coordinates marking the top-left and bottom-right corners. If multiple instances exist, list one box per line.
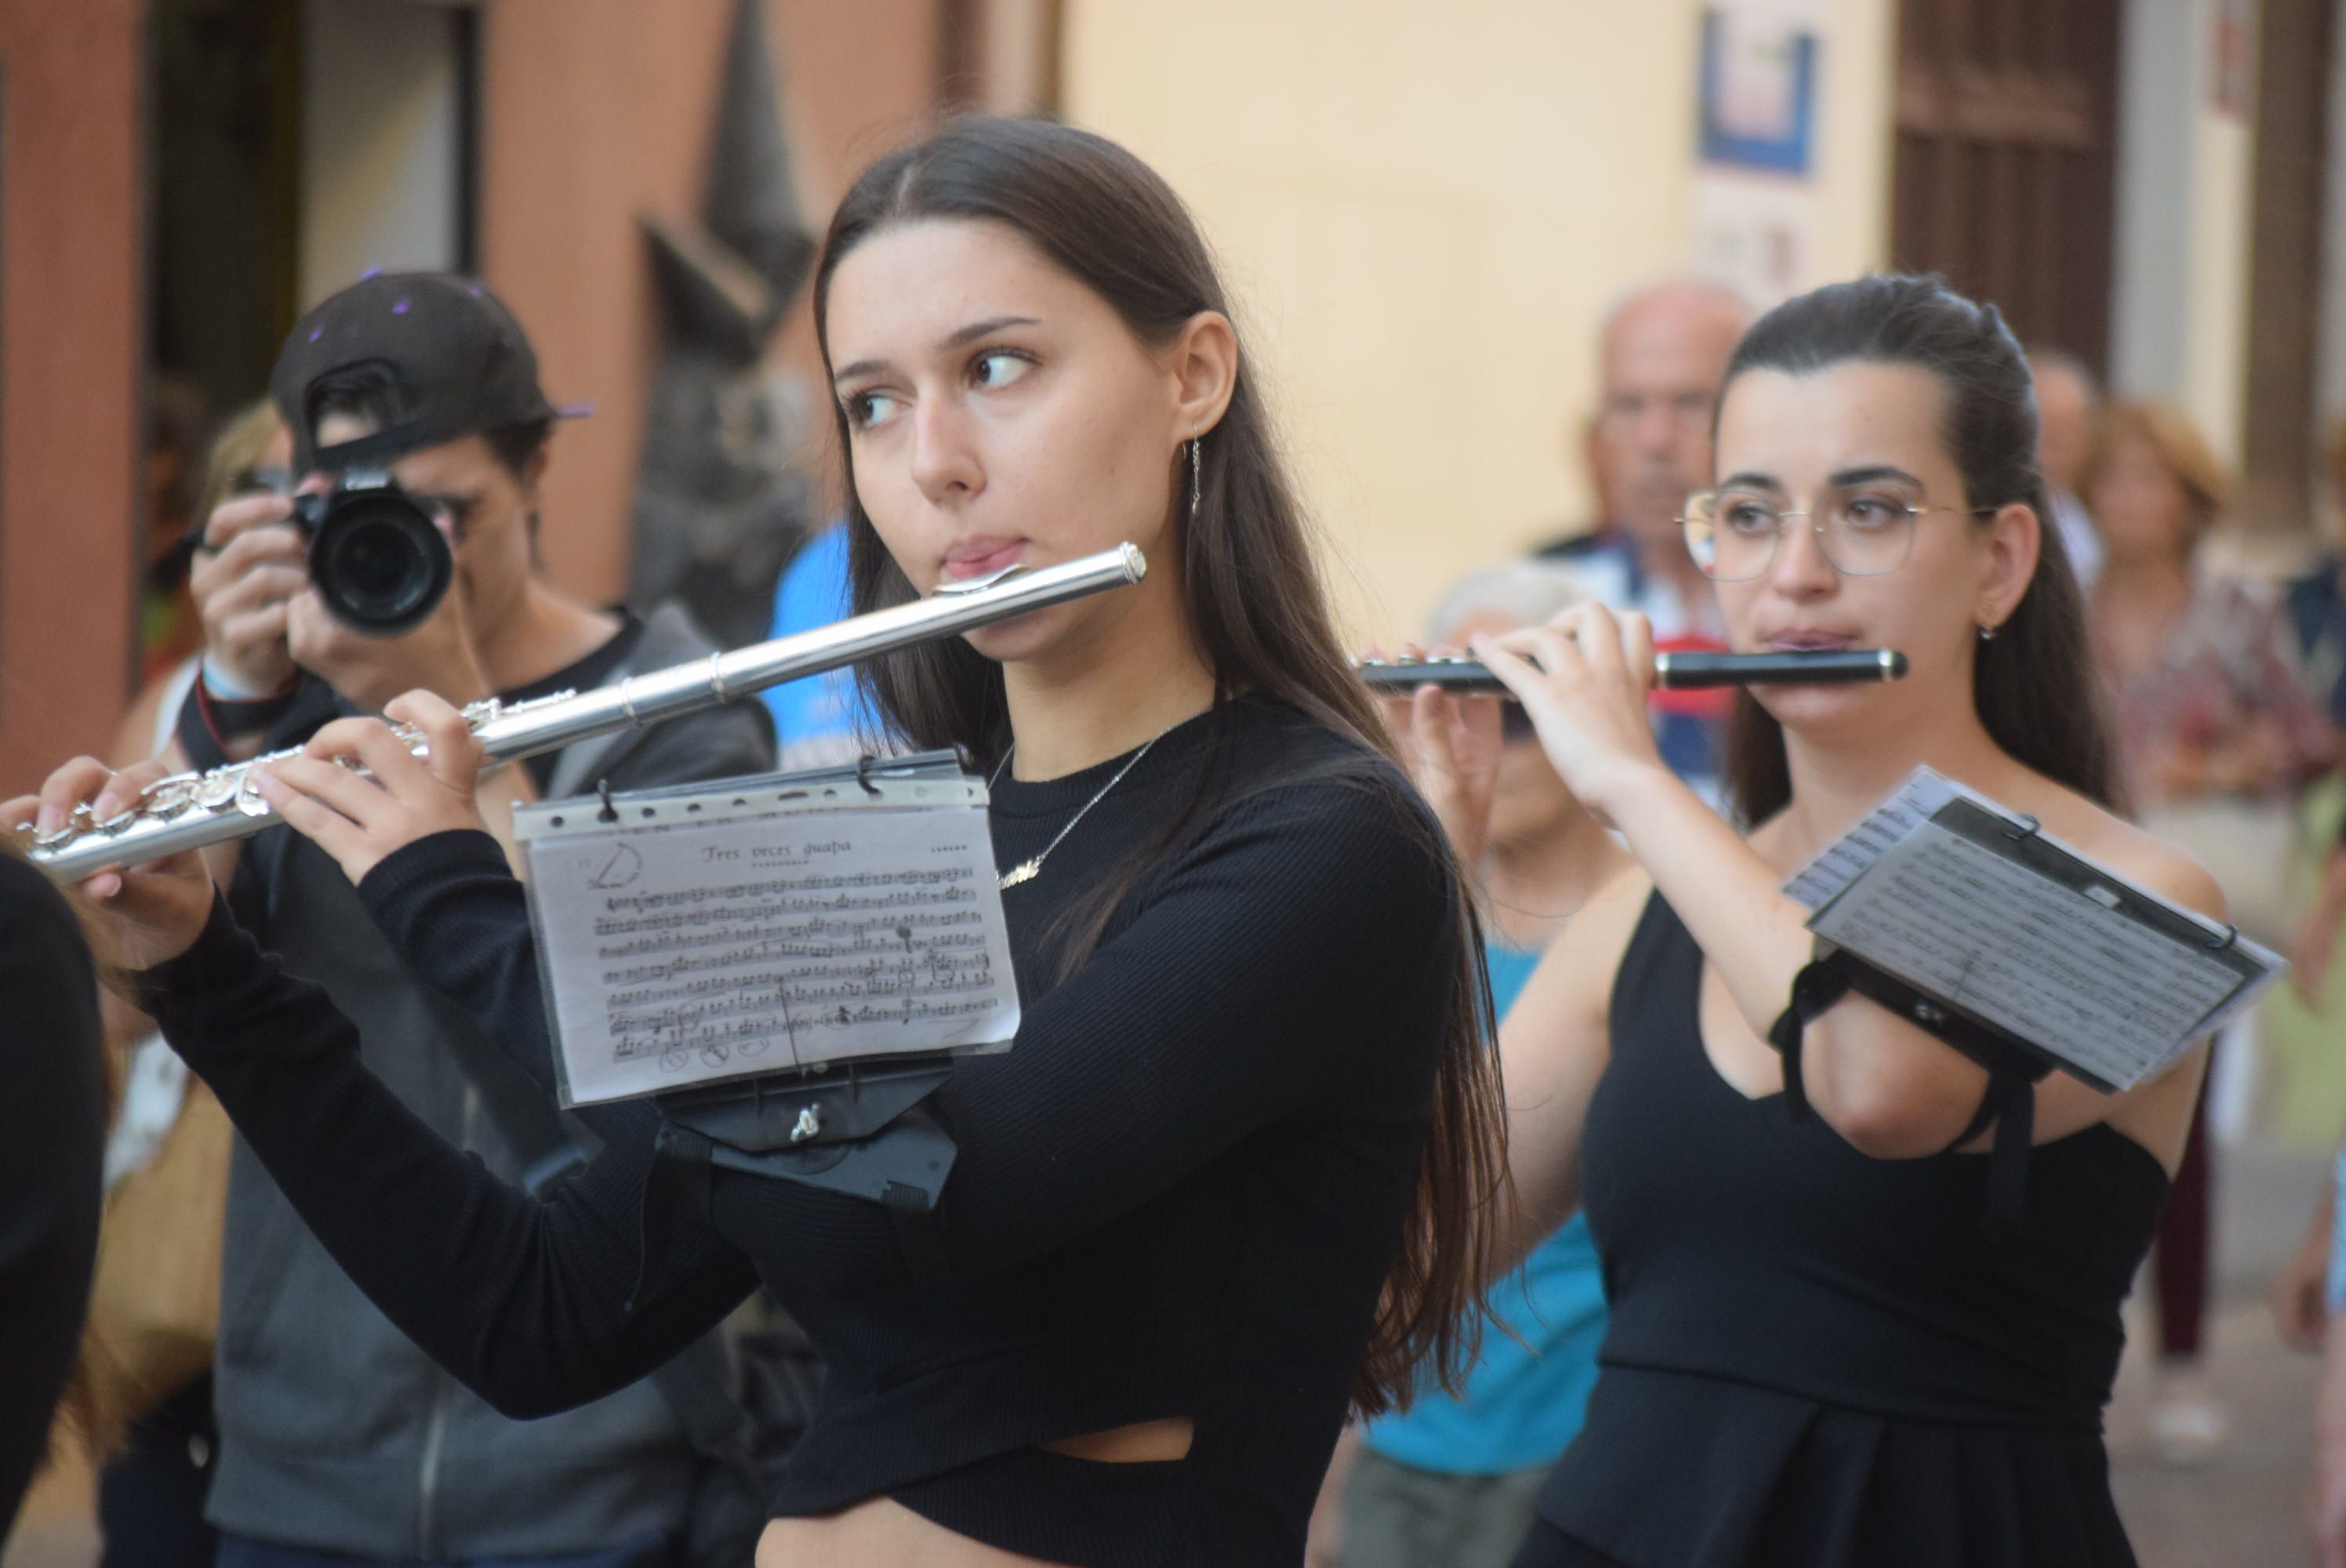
left=1355, top=648, right=1908, bottom=696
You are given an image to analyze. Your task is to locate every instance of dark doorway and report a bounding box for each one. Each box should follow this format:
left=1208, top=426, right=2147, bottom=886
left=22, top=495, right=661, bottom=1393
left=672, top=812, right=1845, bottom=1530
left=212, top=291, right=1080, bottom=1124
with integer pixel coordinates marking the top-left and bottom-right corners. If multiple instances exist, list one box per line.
left=1889, top=0, right=2124, bottom=374
left=140, top=0, right=479, bottom=687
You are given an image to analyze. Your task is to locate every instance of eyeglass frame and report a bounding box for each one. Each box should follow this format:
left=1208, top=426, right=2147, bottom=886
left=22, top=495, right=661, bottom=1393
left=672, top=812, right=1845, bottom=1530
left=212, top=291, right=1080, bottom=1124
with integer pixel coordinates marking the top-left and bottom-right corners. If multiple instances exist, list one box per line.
left=1676, top=481, right=1999, bottom=583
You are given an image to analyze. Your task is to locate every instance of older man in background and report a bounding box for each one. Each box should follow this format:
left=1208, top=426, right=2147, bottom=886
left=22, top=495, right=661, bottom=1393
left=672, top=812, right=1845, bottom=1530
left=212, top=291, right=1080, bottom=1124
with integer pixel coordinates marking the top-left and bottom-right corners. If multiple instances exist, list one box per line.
left=2027, top=346, right=2105, bottom=588
left=1539, top=278, right=1749, bottom=798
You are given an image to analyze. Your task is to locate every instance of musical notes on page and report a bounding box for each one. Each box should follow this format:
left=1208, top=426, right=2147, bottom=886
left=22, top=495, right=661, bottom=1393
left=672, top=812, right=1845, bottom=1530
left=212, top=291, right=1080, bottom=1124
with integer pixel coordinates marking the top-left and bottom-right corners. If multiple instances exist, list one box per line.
left=518, top=771, right=1019, bottom=1105
left=1789, top=767, right=2284, bottom=1094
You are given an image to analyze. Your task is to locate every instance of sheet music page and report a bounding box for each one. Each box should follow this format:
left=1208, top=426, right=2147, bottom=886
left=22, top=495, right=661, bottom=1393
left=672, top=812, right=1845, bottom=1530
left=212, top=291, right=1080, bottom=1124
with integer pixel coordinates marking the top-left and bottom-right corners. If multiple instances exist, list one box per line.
left=1785, top=766, right=1960, bottom=909
left=1807, top=821, right=2269, bottom=1091
left=521, top=795, right=1019, bottom=1105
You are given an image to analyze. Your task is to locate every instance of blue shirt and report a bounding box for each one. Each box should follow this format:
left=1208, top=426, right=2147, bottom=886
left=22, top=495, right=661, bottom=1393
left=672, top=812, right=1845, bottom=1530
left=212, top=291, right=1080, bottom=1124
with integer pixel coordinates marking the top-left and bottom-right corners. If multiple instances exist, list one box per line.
left=1360, top=939, right=1610, bottom=1476
left=761, top=524, right=877, bottom=768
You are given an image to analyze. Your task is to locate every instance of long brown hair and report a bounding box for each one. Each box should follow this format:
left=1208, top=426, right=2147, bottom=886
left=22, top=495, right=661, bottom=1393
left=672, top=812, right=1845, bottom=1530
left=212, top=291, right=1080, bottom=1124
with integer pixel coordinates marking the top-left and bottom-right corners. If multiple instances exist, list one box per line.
left=809, top=116, right=1505, bottom=1413
left=1716, top=274, right=2120, bottom=822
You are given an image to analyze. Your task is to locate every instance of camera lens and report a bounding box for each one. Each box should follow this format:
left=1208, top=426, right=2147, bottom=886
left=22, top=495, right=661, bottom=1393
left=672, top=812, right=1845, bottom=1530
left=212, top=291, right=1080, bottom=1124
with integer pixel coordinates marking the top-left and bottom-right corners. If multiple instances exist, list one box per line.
left=307, top=489, right=453, bottom=635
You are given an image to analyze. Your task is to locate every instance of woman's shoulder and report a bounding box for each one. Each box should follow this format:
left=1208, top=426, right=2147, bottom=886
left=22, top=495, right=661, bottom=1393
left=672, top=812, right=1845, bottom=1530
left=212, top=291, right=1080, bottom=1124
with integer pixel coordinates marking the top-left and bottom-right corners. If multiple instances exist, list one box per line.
left=2025, top=782, right=2228, bottom=924
left=1179, top=699, right=1449, bottom=882
left=1217, top=698, right=1427, bottom=818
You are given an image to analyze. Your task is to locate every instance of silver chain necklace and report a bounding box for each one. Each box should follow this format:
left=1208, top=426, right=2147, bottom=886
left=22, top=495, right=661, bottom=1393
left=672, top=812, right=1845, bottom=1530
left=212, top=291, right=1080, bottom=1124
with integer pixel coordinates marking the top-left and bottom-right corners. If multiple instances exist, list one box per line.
left=990, top=723, right=1177, bottom=890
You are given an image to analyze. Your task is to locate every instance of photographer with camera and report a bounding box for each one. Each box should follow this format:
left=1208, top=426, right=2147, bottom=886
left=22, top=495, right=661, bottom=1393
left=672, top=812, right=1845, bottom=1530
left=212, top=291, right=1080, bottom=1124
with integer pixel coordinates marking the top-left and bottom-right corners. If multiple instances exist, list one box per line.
left=173, top=274, right=776, bottom=1568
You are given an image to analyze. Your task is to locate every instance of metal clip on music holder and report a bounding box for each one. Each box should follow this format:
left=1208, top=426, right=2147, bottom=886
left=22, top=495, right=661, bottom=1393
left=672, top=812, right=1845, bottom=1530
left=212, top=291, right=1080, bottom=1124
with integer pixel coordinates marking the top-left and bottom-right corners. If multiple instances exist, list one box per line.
left=656, top=1054, right=960, bottom=1210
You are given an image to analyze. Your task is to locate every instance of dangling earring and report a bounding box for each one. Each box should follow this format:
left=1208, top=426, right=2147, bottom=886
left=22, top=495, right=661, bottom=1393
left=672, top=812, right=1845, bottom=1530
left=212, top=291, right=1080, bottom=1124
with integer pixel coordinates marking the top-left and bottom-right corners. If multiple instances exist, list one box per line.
left=1188, top=436, right=1203, bottom=524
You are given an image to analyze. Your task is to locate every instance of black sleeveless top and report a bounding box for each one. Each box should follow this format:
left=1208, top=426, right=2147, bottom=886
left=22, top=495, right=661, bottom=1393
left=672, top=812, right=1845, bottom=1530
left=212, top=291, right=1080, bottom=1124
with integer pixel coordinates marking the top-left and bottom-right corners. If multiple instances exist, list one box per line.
left=1533, top=894, right=2170, bottom=1567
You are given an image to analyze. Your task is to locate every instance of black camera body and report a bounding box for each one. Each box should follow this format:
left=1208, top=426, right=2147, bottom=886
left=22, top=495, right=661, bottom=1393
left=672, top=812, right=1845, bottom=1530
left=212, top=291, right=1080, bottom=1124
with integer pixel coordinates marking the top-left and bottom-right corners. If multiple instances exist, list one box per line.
left=291, top=470, right=453, bottom=636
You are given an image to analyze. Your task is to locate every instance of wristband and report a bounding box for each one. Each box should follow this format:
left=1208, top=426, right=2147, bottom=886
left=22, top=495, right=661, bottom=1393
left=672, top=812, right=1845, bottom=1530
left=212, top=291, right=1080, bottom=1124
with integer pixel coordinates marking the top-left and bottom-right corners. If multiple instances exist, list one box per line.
left=194, top=677, right=300, bottom=740
left=199, top=655, right=297, bottom=703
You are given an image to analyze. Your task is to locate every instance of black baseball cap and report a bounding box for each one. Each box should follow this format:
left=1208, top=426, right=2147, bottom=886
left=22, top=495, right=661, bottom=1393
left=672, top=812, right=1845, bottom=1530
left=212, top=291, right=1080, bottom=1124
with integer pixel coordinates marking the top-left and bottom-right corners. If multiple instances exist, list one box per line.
left=271, top=272, right=574, bottom=473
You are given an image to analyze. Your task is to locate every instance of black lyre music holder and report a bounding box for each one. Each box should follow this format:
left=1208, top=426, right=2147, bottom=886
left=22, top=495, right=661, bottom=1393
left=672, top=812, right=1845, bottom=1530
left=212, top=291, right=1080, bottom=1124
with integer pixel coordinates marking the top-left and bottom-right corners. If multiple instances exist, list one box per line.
left=656, top=1052, right=959, bottom=1211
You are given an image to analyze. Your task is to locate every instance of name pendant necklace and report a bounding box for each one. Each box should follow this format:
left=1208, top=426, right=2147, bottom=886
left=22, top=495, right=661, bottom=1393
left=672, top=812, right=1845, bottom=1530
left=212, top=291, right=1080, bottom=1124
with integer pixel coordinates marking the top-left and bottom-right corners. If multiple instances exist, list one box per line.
left=990, top=722, right=1178, bottom=890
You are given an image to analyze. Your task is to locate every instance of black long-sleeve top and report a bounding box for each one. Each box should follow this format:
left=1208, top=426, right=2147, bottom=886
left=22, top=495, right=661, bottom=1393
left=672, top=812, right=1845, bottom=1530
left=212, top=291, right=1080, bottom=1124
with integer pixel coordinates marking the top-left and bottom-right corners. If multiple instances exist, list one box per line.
left=142, top=698, right=1461, bottom=1566
left=0, top=855, right=105, bottom=1537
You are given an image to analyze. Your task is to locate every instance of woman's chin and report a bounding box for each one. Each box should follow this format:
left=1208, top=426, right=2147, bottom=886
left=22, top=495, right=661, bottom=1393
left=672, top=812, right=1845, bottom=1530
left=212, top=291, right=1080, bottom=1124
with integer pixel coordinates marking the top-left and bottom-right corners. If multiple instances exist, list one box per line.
left=1754, top=683, right=1884, bottom=739
left=963, top=608, right=1069, bottom=667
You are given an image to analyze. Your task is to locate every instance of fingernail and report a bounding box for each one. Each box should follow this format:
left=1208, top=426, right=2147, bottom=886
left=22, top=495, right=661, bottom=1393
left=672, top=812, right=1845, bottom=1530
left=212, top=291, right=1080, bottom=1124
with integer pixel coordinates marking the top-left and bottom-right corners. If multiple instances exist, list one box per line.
left=35, top=804, right=60, bottom=834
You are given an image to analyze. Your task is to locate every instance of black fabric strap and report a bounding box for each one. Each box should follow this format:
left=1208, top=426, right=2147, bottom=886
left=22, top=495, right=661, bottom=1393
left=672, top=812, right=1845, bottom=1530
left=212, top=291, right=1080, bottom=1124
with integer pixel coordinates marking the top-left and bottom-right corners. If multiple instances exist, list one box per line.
left=1767, top=947, right=2052, bottom=1236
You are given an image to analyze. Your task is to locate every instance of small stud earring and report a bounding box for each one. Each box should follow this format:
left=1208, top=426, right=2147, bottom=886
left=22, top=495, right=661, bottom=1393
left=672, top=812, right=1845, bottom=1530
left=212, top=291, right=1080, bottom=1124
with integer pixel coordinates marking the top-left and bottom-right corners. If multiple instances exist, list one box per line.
left=1977, top=620, right=1998, bottom=642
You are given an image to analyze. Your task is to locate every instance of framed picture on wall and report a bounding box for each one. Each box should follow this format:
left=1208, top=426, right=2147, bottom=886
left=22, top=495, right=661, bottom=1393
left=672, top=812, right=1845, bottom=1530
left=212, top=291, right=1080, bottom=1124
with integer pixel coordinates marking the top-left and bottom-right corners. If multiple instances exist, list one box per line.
left=1697, top=7, right=1817, bottom=176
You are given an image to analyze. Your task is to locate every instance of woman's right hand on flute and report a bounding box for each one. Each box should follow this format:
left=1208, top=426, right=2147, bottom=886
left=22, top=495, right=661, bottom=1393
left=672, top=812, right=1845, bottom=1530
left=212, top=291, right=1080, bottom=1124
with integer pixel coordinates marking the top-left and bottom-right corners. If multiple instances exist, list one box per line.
left=7, top=758, right=216, bottom=971
left=249, top=691, right=492, bottom=887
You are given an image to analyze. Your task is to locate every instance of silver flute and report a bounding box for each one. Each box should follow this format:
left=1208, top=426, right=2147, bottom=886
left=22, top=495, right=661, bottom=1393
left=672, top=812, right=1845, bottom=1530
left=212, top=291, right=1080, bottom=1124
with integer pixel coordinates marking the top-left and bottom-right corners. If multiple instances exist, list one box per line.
left=26, top=544, right=1147, bottom=883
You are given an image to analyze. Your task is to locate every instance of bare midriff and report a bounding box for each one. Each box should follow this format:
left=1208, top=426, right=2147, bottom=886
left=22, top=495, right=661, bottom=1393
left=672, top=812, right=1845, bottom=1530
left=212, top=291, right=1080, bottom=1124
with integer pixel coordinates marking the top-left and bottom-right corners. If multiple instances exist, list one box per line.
left=752, top=1418, right=1193, bottom=1567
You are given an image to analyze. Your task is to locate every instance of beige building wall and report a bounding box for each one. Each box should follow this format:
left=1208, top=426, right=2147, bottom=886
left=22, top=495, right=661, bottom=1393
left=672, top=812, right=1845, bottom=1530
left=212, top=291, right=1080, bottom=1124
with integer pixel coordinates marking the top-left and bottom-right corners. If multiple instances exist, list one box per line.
left=1062, top=0, right=1896, bottom=642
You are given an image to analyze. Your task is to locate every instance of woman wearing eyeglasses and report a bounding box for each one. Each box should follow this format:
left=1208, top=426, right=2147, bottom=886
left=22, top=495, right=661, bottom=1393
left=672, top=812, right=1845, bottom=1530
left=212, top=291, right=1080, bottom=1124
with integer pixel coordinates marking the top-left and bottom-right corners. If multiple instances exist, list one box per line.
left=1407, top=275, right=2219, bottom=1568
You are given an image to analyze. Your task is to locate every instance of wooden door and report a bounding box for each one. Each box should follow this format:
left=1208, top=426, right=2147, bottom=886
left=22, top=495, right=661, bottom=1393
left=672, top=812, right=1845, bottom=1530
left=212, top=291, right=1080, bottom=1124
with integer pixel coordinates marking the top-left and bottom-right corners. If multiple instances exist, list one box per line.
left=1890, top=0, right=2123, bottom=372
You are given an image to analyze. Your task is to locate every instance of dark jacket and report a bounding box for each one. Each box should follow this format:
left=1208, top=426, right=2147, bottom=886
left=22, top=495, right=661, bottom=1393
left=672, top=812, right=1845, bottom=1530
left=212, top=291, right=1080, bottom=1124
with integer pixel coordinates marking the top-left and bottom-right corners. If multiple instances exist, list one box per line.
left=206, top=604, right=774, bottom=1559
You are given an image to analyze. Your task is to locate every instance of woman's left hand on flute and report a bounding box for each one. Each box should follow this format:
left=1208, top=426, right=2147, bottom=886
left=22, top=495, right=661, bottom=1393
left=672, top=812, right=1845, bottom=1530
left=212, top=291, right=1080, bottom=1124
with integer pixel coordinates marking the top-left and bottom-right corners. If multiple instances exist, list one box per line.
left=251, top=691, right=492, bottom=885
left=1471, top=603, right=2010, bottom=1160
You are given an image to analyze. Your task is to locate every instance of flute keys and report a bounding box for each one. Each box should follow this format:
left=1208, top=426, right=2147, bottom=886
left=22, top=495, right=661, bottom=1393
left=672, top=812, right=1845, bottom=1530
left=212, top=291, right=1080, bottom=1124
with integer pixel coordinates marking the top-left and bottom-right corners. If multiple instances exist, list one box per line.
left=234, top=771, right=274, bottom=818
left=140, top=772, right=201, bottom=819
left=196, top=771, right=245, bottom=812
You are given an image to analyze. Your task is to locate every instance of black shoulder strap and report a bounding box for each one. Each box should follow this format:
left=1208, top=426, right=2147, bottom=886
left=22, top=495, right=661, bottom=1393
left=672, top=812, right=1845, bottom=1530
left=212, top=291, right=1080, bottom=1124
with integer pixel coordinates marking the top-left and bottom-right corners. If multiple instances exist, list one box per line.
left=1769, top=948, right=2049, bottom=1236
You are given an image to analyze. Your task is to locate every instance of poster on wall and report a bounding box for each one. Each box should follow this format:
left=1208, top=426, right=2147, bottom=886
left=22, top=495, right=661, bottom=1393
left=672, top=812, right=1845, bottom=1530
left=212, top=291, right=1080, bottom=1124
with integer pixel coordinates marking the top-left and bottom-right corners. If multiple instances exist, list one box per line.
left=1689, top=0, right=1822, bottom=308
left=1697, top=5, right=1817, bottom=175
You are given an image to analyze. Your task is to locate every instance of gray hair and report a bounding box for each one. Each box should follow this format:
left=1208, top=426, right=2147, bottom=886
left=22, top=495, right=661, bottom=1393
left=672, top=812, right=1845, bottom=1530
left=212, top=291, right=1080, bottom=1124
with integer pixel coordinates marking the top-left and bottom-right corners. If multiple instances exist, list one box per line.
left=1427, top=559, right=1594, bottom=641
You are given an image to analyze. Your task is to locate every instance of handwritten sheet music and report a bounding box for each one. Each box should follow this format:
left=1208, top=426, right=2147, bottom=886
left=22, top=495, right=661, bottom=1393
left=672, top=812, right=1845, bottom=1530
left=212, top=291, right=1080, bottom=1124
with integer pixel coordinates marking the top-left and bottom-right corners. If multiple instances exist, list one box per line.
left=517, top=773, right=1018, bottom=1105
left=1790, top=767, right=2284, bottom=1093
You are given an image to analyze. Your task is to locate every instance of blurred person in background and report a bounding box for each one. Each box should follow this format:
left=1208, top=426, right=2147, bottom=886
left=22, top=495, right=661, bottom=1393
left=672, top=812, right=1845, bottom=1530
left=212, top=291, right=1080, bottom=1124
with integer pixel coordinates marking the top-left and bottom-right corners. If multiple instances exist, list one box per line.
left=172, top=273, right=774, bottom=1568
left=84, top=397, right=289, bottom=1568
left=2082, top=397, right=2333, bottom=1463
left=2026, top=347, right=2105, bottom=590
left=2283, top=419, right=2346, bottom=726
left=1319, top=561, right=1625, bottom=1568
left=142, top=376, right=214, bottom=683
left=1538, top=279, right=1749, bottom=801
left=2269, top=420, right=2346, bottom=1457
left=759, top=517, right=880, bottom=770
left=0, top=844, right=107, bottom=1538
left=2314, top=1156, right=2346, bottom=1565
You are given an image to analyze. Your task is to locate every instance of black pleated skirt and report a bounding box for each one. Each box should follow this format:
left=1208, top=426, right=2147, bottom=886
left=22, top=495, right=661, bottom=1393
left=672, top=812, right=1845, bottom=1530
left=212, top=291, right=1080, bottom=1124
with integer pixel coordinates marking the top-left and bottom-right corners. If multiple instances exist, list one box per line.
left=1511, top=1367, right=2137, bottom=1568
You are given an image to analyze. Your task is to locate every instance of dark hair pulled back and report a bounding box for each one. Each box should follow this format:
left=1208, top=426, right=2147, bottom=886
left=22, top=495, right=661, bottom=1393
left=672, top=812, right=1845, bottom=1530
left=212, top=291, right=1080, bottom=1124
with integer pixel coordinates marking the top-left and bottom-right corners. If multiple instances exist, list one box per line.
left=1717, top=274, right=2119, bottom=821
left=809, top=115, right=1504, bottom=1414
